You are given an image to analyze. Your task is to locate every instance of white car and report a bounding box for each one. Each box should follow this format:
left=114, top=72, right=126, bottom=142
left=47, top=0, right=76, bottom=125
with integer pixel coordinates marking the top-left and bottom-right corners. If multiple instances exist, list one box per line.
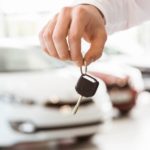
left=0, top=43, right=112, bottom=148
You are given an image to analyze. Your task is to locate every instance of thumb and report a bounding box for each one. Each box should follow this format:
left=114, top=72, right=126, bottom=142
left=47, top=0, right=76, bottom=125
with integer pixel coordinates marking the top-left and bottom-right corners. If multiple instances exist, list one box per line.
left=84, top=31, right=107, bottom=65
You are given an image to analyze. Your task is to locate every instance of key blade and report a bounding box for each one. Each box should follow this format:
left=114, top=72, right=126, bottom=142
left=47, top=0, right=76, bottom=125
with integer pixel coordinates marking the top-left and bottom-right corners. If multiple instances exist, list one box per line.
left=72, top=96, right=83, bottom=115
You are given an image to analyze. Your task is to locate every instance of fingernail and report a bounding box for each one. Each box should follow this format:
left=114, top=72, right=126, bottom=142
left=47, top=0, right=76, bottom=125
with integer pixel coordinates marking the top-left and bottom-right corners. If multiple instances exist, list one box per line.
left=75, top=61, right=82, bottom=67
left=86, top=58, right=95, bottom=66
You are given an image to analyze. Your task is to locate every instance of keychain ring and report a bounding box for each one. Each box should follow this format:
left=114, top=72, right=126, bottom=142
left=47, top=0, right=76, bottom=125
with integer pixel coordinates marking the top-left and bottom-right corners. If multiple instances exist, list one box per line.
left=80, top=61, right=87, bottom=74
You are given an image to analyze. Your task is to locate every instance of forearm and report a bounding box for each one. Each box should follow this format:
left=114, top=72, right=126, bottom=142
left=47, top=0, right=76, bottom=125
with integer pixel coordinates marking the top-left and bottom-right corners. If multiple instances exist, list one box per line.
left=73, top=0, right=150, bottom=34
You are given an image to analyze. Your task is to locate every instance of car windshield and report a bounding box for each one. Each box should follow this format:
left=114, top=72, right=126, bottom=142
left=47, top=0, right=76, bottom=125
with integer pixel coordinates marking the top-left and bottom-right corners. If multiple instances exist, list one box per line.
left=0, top=46, right=67, bottom=72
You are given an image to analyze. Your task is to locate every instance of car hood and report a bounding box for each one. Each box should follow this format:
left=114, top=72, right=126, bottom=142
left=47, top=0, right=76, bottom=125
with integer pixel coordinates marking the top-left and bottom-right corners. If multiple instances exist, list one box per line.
left=0, top=66, right=110, bottom=105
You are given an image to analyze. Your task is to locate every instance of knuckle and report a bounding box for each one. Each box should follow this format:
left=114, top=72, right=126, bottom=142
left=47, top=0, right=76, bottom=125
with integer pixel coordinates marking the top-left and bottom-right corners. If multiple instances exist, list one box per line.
left=43, top=47, right=48, bottom=53
left=47, top=29, right=53, bottom=37
left=52, top=32, right=63, bottom=42
left=59, top=55, right=69, bottom=60
left=43, top=29, right=53, bottom=41
left=73, top=6, right=86, bottom=16
left=43, top=32, right=50, bottom=40
left=50, top=52, right=58, bottom=58
left=61, top=7, right=71, bottom=14
left=69, top=33, right=79, bottom=42
left=47, top=49, right=58, bottom=58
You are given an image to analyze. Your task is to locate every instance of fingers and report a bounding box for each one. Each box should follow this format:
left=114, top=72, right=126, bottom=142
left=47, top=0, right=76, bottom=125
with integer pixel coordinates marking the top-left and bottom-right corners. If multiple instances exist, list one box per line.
left=39, top=15, right=59, bottom=58
left=39, top=22, right=51, bottom=55
left=40, top=7, right=72, bottom=60
left=68, top=8, right=87, bottom=66
left=52, top=7, right=71, bottom=60
left=39, top=6, right=86, bottom=66
left=84, top=29, right=107, bottom=65
left=39, top=5, right=107, bottom=66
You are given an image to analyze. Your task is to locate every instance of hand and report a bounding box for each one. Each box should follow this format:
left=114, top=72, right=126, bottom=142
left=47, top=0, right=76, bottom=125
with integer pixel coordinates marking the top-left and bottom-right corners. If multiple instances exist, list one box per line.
left=39, top=5, right=107, bottom=66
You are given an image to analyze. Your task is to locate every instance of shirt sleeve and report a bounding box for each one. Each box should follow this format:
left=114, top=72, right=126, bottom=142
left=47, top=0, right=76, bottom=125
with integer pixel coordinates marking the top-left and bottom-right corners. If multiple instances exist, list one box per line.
left=72, top=0, right=150, bottom=34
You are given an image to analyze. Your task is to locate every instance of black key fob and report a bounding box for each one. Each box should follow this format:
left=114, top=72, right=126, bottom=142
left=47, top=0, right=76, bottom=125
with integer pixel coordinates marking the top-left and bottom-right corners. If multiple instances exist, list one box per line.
left=75, top=74, right=99, bottom=97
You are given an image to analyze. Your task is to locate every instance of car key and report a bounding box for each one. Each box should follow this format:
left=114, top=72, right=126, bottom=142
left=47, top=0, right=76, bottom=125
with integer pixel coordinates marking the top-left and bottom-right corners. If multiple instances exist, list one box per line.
left=72, top=63, right=99, bottom=114
left=72, top=95, right=83, bottom=114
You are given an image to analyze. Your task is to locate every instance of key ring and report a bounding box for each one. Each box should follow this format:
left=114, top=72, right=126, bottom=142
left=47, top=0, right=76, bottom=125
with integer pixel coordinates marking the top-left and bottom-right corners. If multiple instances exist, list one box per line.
left=80, top=61, right=87, bottom=75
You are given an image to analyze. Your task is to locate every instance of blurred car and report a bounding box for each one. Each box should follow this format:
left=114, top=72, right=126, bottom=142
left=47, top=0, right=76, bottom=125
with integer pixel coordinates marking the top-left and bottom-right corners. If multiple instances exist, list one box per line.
left=103, top=45, right=150, bottom=92
left=89, top=62, right=144, bottom=114
left=108, top=54, right=150, bottom=92
left=0, top=41, right=112, bottom=148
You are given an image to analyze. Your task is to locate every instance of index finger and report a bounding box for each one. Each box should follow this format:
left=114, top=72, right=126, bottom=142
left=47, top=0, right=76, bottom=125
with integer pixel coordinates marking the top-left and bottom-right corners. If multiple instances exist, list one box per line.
left=68, top=12, right=87, bottom=66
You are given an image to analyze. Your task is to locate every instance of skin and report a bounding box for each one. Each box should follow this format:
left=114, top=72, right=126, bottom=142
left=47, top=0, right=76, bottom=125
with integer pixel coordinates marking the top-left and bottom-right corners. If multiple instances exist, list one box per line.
left=39, top=5, right=107, bottom=66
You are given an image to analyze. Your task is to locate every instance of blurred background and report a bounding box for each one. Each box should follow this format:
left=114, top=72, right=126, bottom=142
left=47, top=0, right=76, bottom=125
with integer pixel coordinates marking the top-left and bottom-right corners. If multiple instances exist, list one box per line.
left=0, top=0, right=150, bottom=150
left=0, top=0, right=150, bottom=51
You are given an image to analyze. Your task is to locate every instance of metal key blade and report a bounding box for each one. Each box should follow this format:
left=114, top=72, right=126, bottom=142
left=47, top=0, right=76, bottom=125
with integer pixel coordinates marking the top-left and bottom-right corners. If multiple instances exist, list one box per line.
left=72, top=95, right=83, bottom=115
